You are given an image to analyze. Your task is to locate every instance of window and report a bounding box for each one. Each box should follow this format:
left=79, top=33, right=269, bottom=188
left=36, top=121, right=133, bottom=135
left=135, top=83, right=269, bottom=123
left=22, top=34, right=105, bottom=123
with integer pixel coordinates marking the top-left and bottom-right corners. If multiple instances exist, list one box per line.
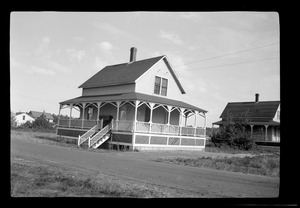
left=23, top=115, right=25, bottom=120
left=161, top=78, right=168, bottom=96
left=277, top=111, right=280, bottom=120
left=153, top=76, right=168, bottom=96
left=154, top=76, right=161, bottom=95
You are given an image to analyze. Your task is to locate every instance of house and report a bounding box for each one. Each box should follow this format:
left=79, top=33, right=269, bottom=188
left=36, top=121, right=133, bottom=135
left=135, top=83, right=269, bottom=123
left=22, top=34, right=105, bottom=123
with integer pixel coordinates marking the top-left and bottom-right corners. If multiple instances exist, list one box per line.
left=28, top=111, right=54, bottom=123
left=14, top=112, right=35, bottom=126
left=57, top=47, right=208, bottom=151
left=212, top=94, right=280, bottom=142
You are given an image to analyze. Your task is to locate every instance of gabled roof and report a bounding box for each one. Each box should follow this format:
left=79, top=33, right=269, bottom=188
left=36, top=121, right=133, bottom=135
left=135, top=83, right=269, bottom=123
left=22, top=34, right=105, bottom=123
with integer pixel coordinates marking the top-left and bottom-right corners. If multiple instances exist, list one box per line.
left=219, top=101, right=280, bottom=119
left=78, top=55, right=185, bottom=94
left=60, top=92, right=207, bottom=113
left=28, top=111, right=54, bottom=120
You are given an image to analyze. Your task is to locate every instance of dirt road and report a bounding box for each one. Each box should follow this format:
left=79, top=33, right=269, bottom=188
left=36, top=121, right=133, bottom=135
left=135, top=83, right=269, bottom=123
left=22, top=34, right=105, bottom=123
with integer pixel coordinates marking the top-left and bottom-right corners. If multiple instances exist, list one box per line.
left=11, top=138, right=279, bottom=198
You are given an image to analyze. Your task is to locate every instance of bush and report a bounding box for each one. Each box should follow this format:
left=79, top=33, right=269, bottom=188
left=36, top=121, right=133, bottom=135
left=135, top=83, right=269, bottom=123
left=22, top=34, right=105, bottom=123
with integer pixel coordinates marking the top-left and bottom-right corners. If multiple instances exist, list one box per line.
left=211, top=111, right=255, bottom=150
left=32, top=115, right=52, bottom=130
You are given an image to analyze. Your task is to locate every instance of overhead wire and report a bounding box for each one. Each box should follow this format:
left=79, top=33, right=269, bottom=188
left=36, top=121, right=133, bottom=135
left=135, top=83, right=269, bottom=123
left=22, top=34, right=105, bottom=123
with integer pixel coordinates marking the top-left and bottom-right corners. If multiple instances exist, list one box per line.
left=174, top=56, right=279, bottom=72
left=172, top=42, right=279, bottom=69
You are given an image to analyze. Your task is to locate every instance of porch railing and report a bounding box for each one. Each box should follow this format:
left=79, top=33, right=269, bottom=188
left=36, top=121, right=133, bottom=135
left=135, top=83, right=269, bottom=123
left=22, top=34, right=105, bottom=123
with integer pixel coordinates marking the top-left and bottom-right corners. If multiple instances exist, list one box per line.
left=112, top=120, right=134, bottom=132
left=58, top=118, right=205, bottom=137
left=58, top=119, right=98, bottom=129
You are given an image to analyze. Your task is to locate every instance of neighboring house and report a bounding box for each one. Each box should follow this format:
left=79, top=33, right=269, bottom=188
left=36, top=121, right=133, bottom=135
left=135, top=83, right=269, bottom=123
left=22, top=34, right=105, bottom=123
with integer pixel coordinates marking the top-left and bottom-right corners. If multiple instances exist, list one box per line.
left=213, top=94, right=280, bottom=142
left=57, top=47, right=208, bottom=151
left=14, top=112, right=35, bottom=126
left=28, top=111, right=54, bottom=123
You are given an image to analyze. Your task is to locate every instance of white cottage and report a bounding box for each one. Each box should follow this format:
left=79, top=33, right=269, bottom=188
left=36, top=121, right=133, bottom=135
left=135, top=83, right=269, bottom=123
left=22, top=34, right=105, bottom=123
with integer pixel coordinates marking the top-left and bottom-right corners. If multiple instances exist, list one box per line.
left=14, top=112, right=35, bottom=126
left=57, top=47, right=208, bottom=151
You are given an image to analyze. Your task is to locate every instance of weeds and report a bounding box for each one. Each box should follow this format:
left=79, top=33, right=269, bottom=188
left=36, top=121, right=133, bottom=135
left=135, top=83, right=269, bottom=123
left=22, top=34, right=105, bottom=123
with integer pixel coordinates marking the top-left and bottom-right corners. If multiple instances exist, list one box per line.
left=155, top=154, right=279, bottom=177
left=10, top=161, right=164, bottom=197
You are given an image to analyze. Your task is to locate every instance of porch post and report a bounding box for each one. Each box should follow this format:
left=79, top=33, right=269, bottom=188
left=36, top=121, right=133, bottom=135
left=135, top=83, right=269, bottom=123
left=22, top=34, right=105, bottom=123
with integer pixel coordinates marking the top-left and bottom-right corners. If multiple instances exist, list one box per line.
left=167, top=106, right=172, bottom=134
left=116, top=101, right=121, bottom=131
left=97, top=102, right=101, bottom=129
left=264, top=125, right=269, bottom=141
left=58, top=104, right=62, bottom=126
left=149, top=102, right=155, bottom=133
left=81, top=103, right=86, bottom=129
left=194, top=111, right=198, bottom=136
left=204, top=112, right=207, bottom=137
left=250, top=125, right=254, bottom=138
left=69, top=104, right=73, bottom=128
left=134, top=100, right=140, bottom=132
left=116, top=101, right=121, bottom=121
left=179, top=108, right=185, bottom=137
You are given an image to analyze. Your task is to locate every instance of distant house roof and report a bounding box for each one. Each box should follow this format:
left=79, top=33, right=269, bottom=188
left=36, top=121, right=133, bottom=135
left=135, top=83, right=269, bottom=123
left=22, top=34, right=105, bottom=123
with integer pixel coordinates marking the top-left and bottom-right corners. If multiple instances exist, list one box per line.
left=78, top=55, right=185, bottom=94
left=28, top=111, right=54, bottom=120
left=60, top=92, right=207, bottom=113
left=213, top=120, right=280, bottom=126
left=212, top=101, right=280, bottom=125
left=219, top=101, right=280, bottom=118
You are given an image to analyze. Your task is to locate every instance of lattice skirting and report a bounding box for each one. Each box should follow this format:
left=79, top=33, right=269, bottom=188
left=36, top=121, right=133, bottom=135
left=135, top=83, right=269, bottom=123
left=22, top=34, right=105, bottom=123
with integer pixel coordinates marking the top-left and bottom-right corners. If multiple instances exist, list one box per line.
left=111, top=134, right=133, bottom=144
left=134, top=134, right=205, bottom=147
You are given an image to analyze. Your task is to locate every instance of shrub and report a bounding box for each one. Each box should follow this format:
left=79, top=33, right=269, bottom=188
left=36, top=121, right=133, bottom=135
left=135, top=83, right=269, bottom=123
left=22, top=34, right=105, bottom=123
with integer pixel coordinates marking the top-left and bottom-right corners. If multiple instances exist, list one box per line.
left=211, top=111, right=255, bottom=150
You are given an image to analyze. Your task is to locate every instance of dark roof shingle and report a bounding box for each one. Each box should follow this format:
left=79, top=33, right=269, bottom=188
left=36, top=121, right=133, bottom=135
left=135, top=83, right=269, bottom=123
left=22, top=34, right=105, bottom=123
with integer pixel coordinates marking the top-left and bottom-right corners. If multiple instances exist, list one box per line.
left=219, top=101, right=280, bottom=120
left=28, top=111, right=54, bottom=120
left=79, top=56, right=164, bottom=88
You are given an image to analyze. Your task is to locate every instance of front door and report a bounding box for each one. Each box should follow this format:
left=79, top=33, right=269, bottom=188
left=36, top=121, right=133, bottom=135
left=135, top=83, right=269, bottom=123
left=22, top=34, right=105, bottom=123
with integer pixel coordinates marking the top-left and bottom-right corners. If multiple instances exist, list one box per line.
left=99, top=115, right=113, bottom=128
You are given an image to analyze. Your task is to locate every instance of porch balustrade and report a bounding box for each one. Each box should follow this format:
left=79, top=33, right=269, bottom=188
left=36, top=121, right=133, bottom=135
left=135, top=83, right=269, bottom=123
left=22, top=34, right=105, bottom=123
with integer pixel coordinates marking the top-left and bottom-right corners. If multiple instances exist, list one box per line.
left=112, top=120, right=134, bottom=132
left=58, top=118, right=205, bottom=137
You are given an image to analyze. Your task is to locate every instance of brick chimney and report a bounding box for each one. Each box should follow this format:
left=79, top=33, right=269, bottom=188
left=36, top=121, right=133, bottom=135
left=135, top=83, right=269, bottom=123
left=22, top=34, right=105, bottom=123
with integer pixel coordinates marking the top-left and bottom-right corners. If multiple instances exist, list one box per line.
left=129, top=47, right=137, bottom=62
left=255, top=93, right=259, bottom=103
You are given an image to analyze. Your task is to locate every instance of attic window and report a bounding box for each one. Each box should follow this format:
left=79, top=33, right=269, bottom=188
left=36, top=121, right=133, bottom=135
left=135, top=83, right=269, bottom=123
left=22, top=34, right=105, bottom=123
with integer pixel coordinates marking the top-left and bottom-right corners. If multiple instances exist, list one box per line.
left=154, top=76, right=168, bottom=96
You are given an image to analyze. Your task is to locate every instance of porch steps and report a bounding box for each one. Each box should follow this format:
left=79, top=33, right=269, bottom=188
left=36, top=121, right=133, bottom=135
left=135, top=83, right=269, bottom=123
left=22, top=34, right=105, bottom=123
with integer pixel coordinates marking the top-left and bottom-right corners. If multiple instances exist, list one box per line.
left=90, top=133, right=111, bottom=149
left=88, top=122, right=112, bottom=149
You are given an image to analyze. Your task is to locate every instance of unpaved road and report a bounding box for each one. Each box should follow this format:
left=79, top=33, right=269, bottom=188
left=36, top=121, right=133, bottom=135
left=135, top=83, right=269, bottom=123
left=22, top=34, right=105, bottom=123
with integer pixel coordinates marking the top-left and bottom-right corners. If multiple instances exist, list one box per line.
left=11, top=138, right=279, bottom=198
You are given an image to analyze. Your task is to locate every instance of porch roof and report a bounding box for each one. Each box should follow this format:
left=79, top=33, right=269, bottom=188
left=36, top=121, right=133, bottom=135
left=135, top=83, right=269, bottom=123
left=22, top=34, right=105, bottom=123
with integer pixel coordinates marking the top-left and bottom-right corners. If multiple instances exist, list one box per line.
left=60, top=92, right=207, bottom=113
left=213, top=120, right=280, bottom=126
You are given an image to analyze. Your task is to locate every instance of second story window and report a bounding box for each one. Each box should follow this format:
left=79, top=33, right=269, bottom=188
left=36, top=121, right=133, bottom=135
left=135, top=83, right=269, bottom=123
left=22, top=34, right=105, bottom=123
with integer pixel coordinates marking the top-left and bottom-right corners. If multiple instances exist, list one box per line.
left=154, top=76, right=168, bottom=96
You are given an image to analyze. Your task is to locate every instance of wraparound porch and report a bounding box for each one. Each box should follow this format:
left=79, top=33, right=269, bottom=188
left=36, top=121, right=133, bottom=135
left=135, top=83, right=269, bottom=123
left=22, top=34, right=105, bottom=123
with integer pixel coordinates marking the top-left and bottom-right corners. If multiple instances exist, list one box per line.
left=57, top=93, right=208, bottom=150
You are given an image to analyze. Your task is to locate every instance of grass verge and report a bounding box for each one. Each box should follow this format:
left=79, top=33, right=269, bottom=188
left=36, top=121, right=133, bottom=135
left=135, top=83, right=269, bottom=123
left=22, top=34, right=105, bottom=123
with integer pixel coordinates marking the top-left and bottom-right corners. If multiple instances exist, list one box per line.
left=155, top=154, right=279, bottom=177
left=11, top=155, right=191, bottom=197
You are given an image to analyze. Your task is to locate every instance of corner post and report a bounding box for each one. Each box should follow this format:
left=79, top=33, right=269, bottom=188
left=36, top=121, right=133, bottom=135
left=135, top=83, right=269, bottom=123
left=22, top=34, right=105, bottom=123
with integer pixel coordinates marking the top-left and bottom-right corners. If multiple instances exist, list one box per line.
left=250, top=125, right=254, bottom=138
left=69, top=104, right=73, bottom=128
left=81, top=103, right=86, bottom=129
left=149, top=102, right=155, bottom=133
left=194, top=111, right=198, bottom=136
left=58, top=104, right=62, bottom=127
left=264, top=125, right=269, bottom=141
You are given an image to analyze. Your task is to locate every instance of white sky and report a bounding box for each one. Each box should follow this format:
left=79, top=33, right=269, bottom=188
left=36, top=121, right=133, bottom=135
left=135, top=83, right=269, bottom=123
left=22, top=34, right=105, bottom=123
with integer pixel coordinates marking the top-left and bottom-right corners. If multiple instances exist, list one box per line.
left=10, top=12, right=280, bottom=127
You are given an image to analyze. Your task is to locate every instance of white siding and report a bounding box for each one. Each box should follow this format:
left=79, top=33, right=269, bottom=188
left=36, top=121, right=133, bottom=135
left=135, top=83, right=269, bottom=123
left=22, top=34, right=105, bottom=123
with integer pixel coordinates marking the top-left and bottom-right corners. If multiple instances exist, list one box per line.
left=14, top=113, right=35, bottom=126
left=82, top=84, right=135, bottom=96
left=135, top=58, right=184, bottom=100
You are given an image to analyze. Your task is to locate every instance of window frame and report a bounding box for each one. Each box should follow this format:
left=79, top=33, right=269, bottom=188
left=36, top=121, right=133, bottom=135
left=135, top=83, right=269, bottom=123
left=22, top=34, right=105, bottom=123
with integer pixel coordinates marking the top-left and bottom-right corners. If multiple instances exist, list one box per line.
left=153, top=76, right=168, bottom=96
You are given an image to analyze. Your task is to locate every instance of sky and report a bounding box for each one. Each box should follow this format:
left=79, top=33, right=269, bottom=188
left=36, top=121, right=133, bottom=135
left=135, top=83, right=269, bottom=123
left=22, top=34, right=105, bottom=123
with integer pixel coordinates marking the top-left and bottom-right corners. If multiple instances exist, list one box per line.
left=10, top=12, right=280, bottom=127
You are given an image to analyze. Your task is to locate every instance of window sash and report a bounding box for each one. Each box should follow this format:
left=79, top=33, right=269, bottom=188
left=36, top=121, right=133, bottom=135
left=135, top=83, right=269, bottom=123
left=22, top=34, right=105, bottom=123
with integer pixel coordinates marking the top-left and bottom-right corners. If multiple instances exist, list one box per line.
left=154, top=76, right=161, bottom=95
left=161, top=78, right=168, bottom=96
left=154, top=76, right=168, bottom=96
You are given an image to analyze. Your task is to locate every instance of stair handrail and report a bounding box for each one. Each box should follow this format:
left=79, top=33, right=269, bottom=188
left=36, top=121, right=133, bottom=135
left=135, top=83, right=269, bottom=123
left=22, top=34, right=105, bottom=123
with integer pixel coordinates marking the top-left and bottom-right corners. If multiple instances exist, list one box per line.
left=78, top=124, right=98, bottom=146
left=89, top=122, right=112, bottom=148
